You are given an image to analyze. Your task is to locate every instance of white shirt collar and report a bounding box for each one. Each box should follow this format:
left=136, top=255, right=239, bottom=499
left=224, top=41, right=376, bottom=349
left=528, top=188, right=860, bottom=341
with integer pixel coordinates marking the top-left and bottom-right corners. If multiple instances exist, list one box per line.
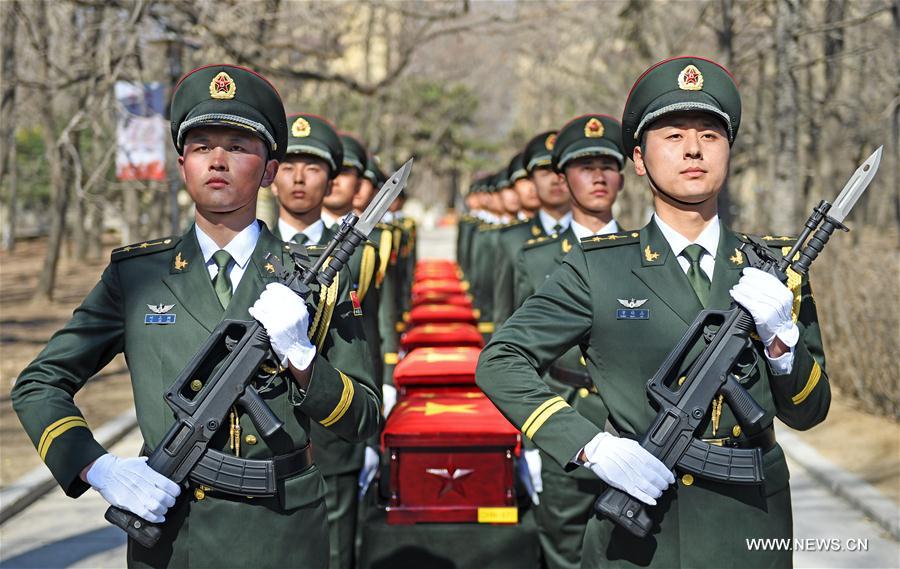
left=570, top=219, right=619, bottom=241
left=652, top=214, right=720, bottom=259
left=538, top=209, right=572, bottom=235
left=382, top=211, right=395, bottom=223
left=278, top=217, right=324, bottom=245
left=195, top=221, right=259, bottom=269
left=321, top=210, right=346, bottom=229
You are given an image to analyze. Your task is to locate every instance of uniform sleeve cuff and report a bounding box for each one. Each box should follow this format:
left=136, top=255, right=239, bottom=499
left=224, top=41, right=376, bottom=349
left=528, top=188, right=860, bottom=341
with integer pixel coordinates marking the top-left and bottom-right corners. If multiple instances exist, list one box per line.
left=765, top=346, right=795, bottom=375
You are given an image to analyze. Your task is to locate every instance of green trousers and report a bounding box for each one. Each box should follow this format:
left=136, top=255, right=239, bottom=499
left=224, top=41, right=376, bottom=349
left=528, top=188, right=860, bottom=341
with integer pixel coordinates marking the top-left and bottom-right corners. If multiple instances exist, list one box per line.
left=324, top=472, right=360, bottom=569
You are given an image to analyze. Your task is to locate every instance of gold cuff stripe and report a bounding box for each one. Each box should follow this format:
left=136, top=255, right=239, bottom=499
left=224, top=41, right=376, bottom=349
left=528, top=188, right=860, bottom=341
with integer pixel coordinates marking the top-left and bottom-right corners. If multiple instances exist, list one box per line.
left=320, top=371, right=354, bottom=427
left=521, top=396, right=565, bottom=436
left=384, top=352, right=399, bottom=365
left=38, top=416, right=89, bottom=461
left=525, top=400, right=569, bottom=439
left=376, top=230, right=393, bottom=287
left=792, top=360, right=822, bottom=405
left=358, top=244, right=376, bottom=302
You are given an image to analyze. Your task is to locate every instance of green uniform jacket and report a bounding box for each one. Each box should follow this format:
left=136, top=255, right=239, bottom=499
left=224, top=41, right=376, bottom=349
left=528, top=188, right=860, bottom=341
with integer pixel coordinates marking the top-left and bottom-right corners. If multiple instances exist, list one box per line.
left=457, top=216, right=479, bottom=278
left=515, top=228, right=609, bottom=480
left=476, top=222, right=830, bottom=568
left=11, top=223, right=380, bottom=567
left=493, top=216, right=546, bottom=328
left=469, top=223, right=504, bottom=337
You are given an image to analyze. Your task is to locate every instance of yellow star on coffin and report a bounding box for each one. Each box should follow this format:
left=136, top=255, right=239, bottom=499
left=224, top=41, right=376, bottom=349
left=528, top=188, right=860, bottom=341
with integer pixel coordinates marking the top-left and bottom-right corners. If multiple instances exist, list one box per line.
left=409, top=402, right=479, bottom=416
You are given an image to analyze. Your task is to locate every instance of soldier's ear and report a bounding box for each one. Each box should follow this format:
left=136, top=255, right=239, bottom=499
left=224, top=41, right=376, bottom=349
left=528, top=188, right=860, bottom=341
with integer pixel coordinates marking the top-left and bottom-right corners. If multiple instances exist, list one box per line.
left=632, top=146, right=647, bottom=177
left=260, top=159, right=279, bottom=188
left=324, top=178, right=334, bottom=197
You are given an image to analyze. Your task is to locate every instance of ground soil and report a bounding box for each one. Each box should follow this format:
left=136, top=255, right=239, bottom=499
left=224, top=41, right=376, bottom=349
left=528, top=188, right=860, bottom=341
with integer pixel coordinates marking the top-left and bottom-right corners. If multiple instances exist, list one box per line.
left=1, top=237, right=897, bottom=506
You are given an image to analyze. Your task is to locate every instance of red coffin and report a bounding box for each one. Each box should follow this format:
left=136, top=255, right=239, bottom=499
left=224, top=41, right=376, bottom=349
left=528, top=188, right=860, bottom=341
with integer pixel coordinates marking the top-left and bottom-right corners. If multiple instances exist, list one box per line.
left=414, top=267, right=462, bottom=281
left=383, top=392, right=520, bottom=524
left=393, top=347, right=480, bottom=393
left=400, top=323, right=485, bottom=351
left=411, top=279, right=469, bottom=296
left=407, top=303, right=478, bottom=326
left=416, top=259, right=459, bottom=270
left=411, top=291, right=472, bottom=309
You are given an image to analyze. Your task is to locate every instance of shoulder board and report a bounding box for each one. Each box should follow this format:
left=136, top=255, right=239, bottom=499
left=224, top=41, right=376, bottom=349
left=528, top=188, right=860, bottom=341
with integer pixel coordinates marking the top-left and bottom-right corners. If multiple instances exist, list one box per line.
left=376, top=222, right=394, bottom=231
left=111, top=236, right=179, bottom=262
left=499, top=220, right=529, bottom=234
left=478, top=223, right=503, bottom=232
left=580, top=231, right=640, bottom=251
left=304, top=244, right=326, bottom=258
left=521, top=234, right=558, bottom=251
left=752, top=234, right=797, bottom=248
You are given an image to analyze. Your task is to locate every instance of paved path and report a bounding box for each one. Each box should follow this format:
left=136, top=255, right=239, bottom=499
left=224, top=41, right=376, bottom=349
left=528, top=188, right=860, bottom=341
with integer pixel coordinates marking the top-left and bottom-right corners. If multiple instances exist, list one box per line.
left=1, top=226, right=897, bottom=568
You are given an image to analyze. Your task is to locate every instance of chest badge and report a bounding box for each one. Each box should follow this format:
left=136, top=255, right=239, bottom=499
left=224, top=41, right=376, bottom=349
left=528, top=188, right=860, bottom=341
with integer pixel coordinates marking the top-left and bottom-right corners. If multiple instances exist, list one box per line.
left=616, top=298, right=649, bottom=320
left=145, top=303, right=176, bottom=325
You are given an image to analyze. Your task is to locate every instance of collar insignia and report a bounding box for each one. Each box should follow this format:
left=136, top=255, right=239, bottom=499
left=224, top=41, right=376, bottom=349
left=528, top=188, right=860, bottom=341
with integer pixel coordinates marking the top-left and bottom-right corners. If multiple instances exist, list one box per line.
left=617, top=298, right=647, bottom=309
left=291, top=117, right=311, bottom=138
left=209, top=71, right=236, bottom=100
left=677, top=64, right=704, bottom=91
left=562, top=238, right=572, bottom=253
left=174, top=252, right=188, bottom=271
left=584, top=118, right=604, bottom=138
left=531, top=225, right=541, bottom=236
left=729, top=248, right=744, bottom=265
left=264, top=262, right=276, bottom=274
left=644, top=245, right=661, bottom=262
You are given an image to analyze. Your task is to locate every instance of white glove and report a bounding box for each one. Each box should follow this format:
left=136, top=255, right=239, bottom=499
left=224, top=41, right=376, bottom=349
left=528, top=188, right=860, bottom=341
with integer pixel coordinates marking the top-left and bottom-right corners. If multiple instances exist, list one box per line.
left=86, top=454, right=181, bottom=523
left=582, top=432, right=674, bottom=506
left=358, top=446, right=380, bottom=498
left=729, top=268, right=799, bottom=348
left=382, top=385, right=398, bottom=418
left=248, top=283, right=317, bottom=370
left=523, top=449, right=543, bottom=494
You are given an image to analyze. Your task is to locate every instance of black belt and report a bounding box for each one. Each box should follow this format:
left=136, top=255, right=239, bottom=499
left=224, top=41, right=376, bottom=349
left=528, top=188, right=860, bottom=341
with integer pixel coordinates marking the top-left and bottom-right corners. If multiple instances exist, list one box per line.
left=549, top=364, right=593, bottom=389
left=703, top=424, right=776, bottom=452
left=189, top=444, right=314, bottom=497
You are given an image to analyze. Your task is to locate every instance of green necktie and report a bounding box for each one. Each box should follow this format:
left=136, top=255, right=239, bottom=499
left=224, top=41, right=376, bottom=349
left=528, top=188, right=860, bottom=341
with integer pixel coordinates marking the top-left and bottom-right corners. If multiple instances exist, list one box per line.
left=292, top=233, right=309, bottom=245
left=212, top=249, right=233, bottom=309
left=552, top=223, right=563, bottom=236
left=681, top=244, right=710, bottom=306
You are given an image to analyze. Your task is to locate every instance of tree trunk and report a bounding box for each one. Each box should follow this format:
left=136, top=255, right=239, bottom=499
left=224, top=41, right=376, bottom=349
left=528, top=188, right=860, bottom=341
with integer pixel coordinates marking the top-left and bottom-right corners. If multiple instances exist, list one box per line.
left=716, top=0, right=735, bottom=224
left=2, top=142, right=17, bottom=250
left=771, top=0, right=800, bottom=233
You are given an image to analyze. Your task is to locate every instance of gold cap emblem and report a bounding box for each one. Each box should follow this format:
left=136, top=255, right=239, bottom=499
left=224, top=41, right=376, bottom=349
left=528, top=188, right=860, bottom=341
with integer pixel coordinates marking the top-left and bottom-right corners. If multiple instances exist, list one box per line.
left=584, top=118, right=604, bottom=138
left=545, top=133, right=557, bottom=150
left=209, top=71, right=236, bottom=100
left=291, top=117, right=311, bottom=138
left=677, top=64, right=704, bottom=91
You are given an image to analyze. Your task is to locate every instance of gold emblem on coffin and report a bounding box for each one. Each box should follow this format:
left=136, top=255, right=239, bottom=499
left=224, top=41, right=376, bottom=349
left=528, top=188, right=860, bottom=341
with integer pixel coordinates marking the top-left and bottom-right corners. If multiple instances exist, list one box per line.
left=209, top=72, right=236, bottom=100
left=291, top=117, right=311, bottom=138
left=584, top=117, right=604, bottom=138
left=408, top=402, right=479, bottom=416
left=677, top=64, right=704, bottom=91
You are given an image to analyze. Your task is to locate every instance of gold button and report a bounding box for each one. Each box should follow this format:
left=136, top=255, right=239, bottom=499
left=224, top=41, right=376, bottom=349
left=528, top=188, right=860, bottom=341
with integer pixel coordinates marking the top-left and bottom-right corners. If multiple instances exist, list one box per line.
left=732, top=425, right=742, bottom=437
left=194, top=487, right=206, bottom=501
left=579, top=356, right=586, bottom=366
left=577, top=388, right=589, bottom=398
left=681, top=474, right=694, bottom=486
left=190, top=379, right=203, bottom=392
left=245, top=434, right=258, bottom=445
left=678, top=376, right=686, bottom=386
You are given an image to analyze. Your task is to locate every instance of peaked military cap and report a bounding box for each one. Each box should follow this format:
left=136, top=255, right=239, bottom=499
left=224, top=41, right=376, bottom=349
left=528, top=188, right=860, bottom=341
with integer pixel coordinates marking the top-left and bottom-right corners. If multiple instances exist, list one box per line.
left=522, top=131, right=557, bottom=174
left=171, top=64, right=287, bottom=161
left=622, top=56, right=741, bottom=158
left=364, top=154, right=388, bottom=186
left=494, top=168, right=512, bottom=190
left=339, top=133, right=368, bottom=175
left=507, top=152, right=527, bottom=183
left=552, top=114, right=625, bottom=171
left=285, top=113, right=343, bottom=177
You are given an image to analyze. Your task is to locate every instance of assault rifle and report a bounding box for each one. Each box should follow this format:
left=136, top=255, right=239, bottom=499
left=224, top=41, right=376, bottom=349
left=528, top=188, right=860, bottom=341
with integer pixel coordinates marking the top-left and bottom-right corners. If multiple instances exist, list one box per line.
left=594, top=148, right=882, bottom=538
left=106, top=159, right=413, bottom=548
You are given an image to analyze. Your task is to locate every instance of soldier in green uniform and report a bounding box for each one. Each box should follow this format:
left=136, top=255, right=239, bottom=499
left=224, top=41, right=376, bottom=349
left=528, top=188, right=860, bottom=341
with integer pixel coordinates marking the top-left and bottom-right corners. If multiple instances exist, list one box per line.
left=469, top=172, right=510, bottom=339
left=492, top=131, right=572, bottom=329
left=513, top=114, right=626, bottom=569
left=457, top=178, right=488, bottom=279
left=11, top=64, right=381, bottom=568
left=476, top=56, right=829, bottom=568
left=508, top=151, right=539, bottom=221
left=386, top=189, right=418, bottom=318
